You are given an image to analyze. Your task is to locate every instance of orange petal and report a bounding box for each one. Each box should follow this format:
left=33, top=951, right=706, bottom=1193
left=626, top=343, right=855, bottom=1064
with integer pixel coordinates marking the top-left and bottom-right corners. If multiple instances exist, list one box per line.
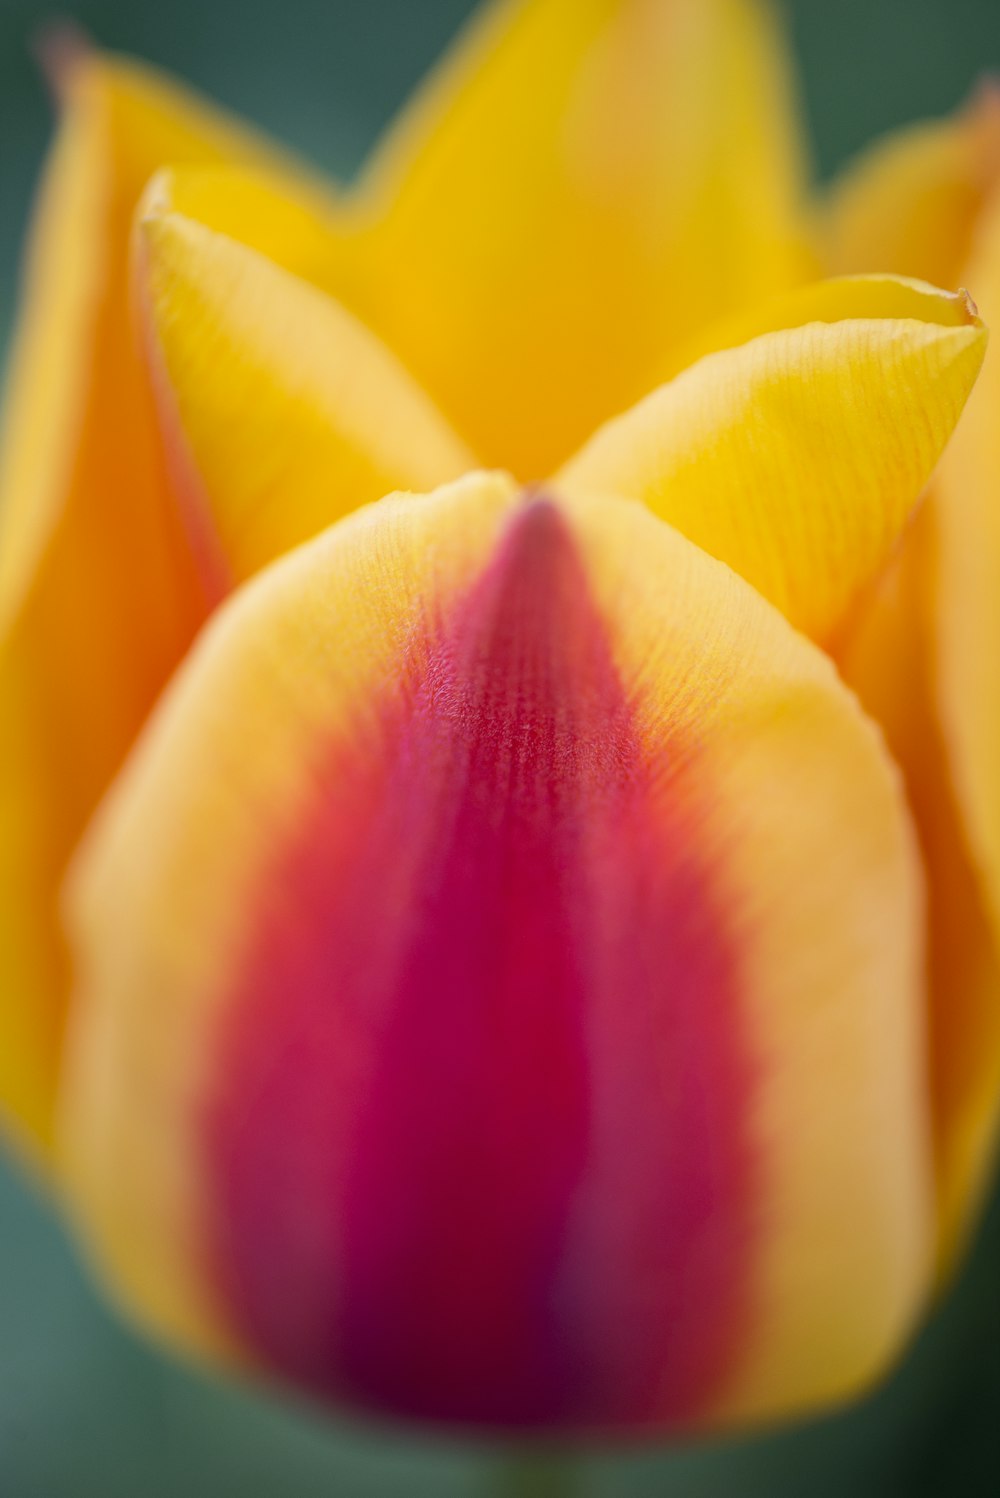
left=0, top=47, right=330, bottom=1158
left=558, top=276, right=985, bottom=643
left=62, top=476, right=929, bottom=1434
left=839, top=519, right=1000, bottom=1269
left=933, top=193, right=1000, bottom=942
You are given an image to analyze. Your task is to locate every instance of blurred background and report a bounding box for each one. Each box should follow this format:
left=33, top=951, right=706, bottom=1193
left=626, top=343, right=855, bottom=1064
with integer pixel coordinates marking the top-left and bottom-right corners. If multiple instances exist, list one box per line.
left=2, top=0, right=1000, bottom=1492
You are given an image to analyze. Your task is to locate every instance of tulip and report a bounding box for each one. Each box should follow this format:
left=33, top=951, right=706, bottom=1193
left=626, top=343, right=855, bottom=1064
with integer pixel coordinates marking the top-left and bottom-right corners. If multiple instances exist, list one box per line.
left=0, top=0, right=995, bottom=1438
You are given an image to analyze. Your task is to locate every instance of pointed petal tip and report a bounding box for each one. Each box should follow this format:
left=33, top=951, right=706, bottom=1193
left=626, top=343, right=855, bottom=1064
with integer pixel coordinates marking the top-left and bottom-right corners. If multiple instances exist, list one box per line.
left=558, top=272, right=988, bottom=645
left=835, top=273, right=985, bottom=330
left=135, top=167, right=175, bottom=228
left=132, top=196, right=188, bottom=280
left=922, top=278, right=984, bottom=329
left=32, top=18, right=93, bottom=102
left=912, top=276, right=985, bottom=330
left=965, top=71, right=1000, bottom=143
left=131, top=199, right=481, bottom=586
left=958, top=284, right=982, bottom=323
left=873, top=277, right=984, bottom=336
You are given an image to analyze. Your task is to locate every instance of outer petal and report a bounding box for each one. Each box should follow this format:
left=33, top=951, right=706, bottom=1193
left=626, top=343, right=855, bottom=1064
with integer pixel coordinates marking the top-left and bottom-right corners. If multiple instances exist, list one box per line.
left=0, top=48, right=334, bottom=1157
left=826, top=83, right=1000, bottom=286
left=137, top=181, right=475, bottom=589
left=557, top=277, right=985, bottom=643
left=62, top=475, right=930, bottom=1434
left=934, top=195, right=1000, bottom=978
left=0, top=48, right=301, bottom=625
left=348, top=0, right=815, bottom=475
left=827, top=94, right=1000, bottom=1253
left=839, top=525, right=1000, bottom=1268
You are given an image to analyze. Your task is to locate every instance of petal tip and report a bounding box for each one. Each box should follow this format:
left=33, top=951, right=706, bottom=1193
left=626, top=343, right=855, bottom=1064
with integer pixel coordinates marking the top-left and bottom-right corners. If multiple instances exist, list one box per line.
left=965, top=71, right=1000, bottom=146
left=956, top=284, right=982, bottom=325
left=135, top=167, right=176, bottom=230
left=886, top=274, right=987, bottom=332
left=132, top=200, right=203, bottom=293
left=32, top=18, right=93, bottom=102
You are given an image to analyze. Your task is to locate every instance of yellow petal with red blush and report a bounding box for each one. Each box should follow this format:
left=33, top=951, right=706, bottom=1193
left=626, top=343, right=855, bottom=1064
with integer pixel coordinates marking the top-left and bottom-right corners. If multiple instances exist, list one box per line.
left=827, top=83, right=1000, bottom=288
left=558, top=276, right=986, bottom=643
left=839, top=519, right=1000, bottom=1267
left=347, top=0, right=815, bottom=475
left=0, top=46, right=334, bottom=1159
left=137, top=185, right=475, bottom=589
left=62, top=474, right=929, bottom=1434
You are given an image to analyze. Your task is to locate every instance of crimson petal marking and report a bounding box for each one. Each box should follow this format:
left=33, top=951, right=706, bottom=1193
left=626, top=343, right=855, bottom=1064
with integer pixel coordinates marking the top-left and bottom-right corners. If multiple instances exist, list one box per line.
left=204, top=499, right=753, bottom=1430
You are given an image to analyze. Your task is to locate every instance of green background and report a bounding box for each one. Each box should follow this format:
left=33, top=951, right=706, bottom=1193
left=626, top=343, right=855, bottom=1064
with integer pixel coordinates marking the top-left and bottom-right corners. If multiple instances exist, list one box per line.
left=2, top=0, right=1000, bottom=1492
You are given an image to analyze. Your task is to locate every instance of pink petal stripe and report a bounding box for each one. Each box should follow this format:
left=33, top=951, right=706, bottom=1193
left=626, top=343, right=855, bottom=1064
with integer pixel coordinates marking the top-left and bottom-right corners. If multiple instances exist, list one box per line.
left=204, top=499, right=755, bottom=1430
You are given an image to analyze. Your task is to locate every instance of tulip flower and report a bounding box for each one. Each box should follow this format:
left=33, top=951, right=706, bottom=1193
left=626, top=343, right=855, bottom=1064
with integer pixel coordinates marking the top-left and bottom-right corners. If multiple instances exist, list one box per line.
left=0, top=0, right=996, bottom=1440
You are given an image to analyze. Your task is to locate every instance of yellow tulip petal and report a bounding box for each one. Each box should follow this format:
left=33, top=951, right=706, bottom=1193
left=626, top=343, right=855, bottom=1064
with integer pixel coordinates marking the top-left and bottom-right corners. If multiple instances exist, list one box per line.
left=827, top=82, right=1000, bottom=288
left=144, top=163, right=355, bottom=293
left=62, top=476, right=929, bottom=1433
left=348, top=0, right=815, bottom=476
left=840, top=519, right=1000, bottom=1267
left=657, top=271, right=979, bottom=385
left=557, top=276, right=986, bottom=642
left=137, top=182, right=475, bottom=587
left=0, top=46, right=326, bottom=1158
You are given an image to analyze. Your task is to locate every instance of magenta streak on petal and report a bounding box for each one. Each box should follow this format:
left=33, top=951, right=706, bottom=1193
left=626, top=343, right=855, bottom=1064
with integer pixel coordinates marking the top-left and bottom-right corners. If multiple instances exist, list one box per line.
left=204, top=499, right=755, bottom=1431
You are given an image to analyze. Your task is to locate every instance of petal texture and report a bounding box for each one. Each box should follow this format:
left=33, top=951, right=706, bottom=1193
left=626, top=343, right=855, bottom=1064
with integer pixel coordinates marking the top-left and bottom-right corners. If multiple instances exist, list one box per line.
left=137, top=183, right=475, bottom=590
left=558, top=277, right=985, bottom=643
left=348, top=0, right=815, bottom=475
left=63, top=476, right=929, bottom=1433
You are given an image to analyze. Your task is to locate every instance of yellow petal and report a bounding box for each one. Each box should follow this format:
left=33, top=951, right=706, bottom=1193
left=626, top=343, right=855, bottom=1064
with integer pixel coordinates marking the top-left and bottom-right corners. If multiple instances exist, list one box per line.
left=0, top=47, right=326, bottom=1159
left=348, top=0, right=816, bottom=476
left=137, top=163, right=359, bottom=299
left=826, top=82, right=1000, bottom=288
left=656, top=271, right=979, bottom=384
left=137, top=180, right=475, bottom=587
left=557, top=276, right=986, bottom=643
left=62, top=476, right=929, bottom=1432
